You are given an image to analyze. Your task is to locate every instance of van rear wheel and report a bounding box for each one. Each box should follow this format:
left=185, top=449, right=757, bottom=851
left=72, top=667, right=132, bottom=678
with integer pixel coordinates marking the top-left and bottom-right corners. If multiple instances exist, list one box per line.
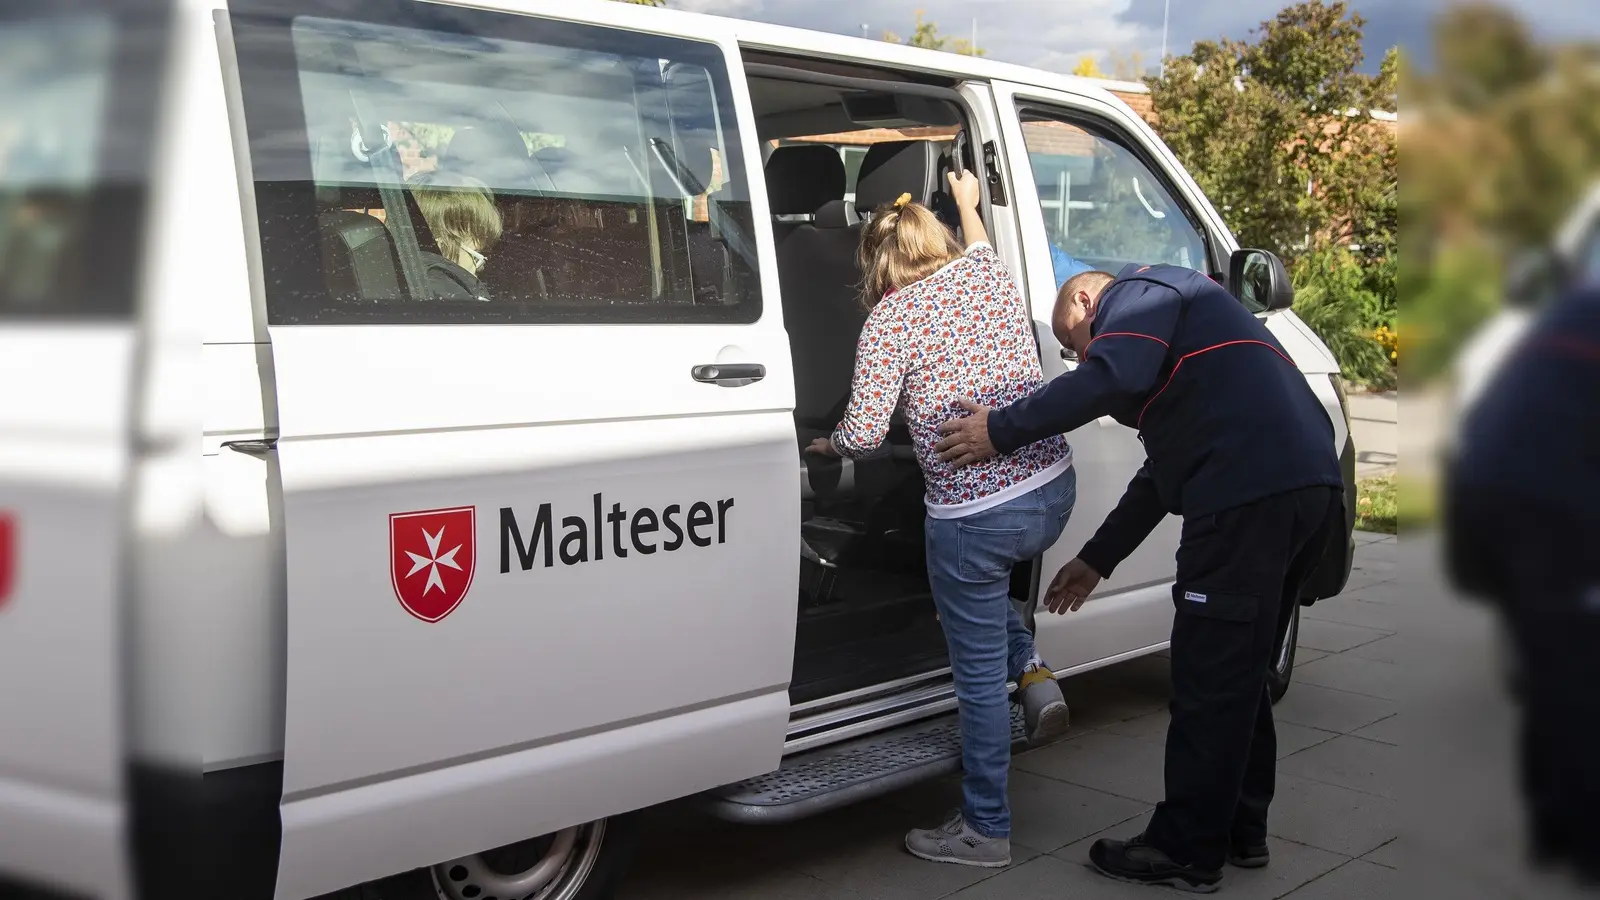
left=427, top=816, right=637, bottom=900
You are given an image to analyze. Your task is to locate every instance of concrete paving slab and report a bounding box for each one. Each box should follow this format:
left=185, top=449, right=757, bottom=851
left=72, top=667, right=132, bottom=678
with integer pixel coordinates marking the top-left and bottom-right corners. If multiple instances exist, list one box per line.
left=1359, top=838, right=1399, bottom=869
left=1272, top=681, right=1396, bottom=734
left=1350, top=714, right=1401, bottom=746
left=1291, top=654, right=1399, bottom=701
left=1100, top=708, right=1340, bottom=760
left=1278, top=735, right=1396, bottom=800
left=1282, top=859, right=1401, bottom=899
left=945, top=852, right=1181, bottom=900
left=1342, top=633, right=1405, bottom=663
left=1265, top=773, right=1397, bottom=858
left=1013, top=732, right=1170, bottom=805
left=1302, top=595, right=1399, bottom=632
left=1295, top=618, right=1391, bottom=653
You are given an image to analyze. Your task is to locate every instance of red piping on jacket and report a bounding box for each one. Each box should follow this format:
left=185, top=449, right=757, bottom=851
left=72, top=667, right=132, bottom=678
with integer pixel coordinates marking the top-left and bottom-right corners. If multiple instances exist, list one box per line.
left=1084, top=332, right=1169, bottom=355
left=1137, top=340, right=1298, bottom=427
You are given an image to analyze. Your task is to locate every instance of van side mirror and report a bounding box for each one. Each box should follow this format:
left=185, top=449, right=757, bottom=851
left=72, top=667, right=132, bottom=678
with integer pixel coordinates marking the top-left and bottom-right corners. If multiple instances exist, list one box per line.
left=1229, top=249, right=1295, bottom=312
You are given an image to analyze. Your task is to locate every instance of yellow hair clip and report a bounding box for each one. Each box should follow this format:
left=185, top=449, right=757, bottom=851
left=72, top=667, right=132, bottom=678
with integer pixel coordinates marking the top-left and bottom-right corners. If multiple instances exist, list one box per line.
left=893, top=192, right=913, bottom=209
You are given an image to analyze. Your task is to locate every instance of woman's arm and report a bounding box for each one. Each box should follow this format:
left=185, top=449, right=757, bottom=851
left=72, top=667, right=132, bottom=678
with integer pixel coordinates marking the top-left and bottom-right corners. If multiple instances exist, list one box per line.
left=827, top=311, right=907, bottom=458
left=947, top=170, right=988, bottom=249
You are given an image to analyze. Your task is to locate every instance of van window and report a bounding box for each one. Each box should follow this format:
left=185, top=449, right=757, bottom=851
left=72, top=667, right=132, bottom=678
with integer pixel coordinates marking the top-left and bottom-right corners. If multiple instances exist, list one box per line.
left=0, top=9, right=158, bottom=319
left=231, top=2, right=761, bottom=325
left=1017, top=106, right=1208, bottom=288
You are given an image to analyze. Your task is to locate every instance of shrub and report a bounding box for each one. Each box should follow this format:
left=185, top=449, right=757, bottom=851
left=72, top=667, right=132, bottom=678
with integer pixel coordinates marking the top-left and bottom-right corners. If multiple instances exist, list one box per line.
left=1291, top=248, right=1395, bottom=388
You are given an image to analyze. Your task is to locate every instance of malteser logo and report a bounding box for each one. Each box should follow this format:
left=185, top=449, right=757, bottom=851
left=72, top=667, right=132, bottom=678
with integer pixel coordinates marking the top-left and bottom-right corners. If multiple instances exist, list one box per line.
left=389, top=506, right=477, bottom=623
left=0, top=512, right=14, bottom=610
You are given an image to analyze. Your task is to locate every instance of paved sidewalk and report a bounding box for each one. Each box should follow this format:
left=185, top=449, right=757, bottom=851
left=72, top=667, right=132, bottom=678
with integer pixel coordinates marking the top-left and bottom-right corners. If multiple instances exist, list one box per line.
left=621, top=532, right=1401, bottom=900
left=1348, top=392, right=1397, bottom=478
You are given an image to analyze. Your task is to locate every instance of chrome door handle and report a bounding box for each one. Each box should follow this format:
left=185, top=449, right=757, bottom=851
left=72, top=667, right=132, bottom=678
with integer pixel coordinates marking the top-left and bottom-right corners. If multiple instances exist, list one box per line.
left=691, top=363, right=766, bottom=386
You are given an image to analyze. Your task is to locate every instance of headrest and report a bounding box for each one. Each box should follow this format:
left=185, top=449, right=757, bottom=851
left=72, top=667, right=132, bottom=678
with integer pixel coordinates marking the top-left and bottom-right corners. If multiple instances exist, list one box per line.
left=438, top=124, right=533, bottom=188
left=814, top=199, right=852, bottom=229
left=855, top=140, right=942, bottom=215
left=764, top=145, right=846, bottom=215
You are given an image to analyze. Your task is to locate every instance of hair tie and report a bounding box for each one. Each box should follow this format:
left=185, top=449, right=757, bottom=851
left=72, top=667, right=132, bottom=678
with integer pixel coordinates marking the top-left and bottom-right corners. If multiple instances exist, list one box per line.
left=893, top=192, right=913, bottom=209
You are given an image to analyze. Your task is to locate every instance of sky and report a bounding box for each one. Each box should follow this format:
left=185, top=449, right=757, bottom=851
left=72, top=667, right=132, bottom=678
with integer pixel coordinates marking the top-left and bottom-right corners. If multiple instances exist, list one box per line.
left=668, top=0, right=1599, bottom=78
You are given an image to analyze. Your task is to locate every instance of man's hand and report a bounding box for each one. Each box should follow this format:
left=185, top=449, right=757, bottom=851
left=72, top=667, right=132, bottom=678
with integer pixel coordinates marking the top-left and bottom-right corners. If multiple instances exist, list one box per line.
left=1044, top=558, right=1102, bottom=614
left=946, top=169, right=982, bottom=212
left=804, top=437, right=840, bottom=458
left=934, top=399, right=997, bottom=468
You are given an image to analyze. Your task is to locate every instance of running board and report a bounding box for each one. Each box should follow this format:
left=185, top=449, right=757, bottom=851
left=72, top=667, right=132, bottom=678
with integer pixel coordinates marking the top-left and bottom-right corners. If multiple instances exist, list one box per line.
left=702, top=706, right=1028, bottom=824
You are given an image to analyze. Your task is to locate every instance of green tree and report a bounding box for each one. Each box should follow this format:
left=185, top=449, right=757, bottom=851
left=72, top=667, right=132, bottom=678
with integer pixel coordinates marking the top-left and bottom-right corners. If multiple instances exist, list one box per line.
left=884, top=11, right=985, bottom=57
left=1145, top=1, right=1397, bottom=382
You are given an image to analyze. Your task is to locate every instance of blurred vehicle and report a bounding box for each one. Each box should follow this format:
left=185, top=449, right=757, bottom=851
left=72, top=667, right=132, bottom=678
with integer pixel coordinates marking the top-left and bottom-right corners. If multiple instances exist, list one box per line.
left=1452, top=181, right=1600, bottom=420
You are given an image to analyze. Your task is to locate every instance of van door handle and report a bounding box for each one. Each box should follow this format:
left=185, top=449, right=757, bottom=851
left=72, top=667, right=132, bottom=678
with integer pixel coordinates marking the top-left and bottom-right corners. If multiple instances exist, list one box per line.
left=224, top=439, right=278, bottom=456
left=691, top=363, right=766, bottom=386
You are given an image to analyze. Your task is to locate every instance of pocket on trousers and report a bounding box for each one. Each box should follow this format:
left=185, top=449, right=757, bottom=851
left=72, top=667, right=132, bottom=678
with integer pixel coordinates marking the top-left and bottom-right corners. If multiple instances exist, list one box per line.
left=1173, top=585, right=1260, bottom=623
left=957, top=523, right=1028, bottom=581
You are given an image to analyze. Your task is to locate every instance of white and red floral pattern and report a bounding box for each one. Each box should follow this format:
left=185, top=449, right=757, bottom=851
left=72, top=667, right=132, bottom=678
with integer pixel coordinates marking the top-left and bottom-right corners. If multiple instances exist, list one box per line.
left=831, top=243, right=1071, bottom=510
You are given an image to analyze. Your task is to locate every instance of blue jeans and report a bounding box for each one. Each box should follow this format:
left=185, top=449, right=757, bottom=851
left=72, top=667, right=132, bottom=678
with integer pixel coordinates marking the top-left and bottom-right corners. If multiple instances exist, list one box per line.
left=924, top=466, right=1077, bottom=838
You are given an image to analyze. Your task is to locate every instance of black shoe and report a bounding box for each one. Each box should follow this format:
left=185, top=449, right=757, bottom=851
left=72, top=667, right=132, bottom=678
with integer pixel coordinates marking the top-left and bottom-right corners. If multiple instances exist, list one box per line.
left=1227, top=841, right=1270, bottom=868
left=1088, top=834, right=1223, bottom=894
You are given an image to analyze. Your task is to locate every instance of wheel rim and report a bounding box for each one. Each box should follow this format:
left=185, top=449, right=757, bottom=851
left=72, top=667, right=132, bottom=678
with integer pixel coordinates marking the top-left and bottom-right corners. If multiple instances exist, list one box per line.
left=1275, top=609, right=1299, bottom=675
left=431, top=819, right=606, bottom=900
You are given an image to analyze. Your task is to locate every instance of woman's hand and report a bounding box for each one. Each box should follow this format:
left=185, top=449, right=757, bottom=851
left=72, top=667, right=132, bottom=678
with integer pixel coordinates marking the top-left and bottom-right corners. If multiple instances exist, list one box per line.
left=946, top=169, right=982, bottom=212
left=805, top=437, right=841, bottom=458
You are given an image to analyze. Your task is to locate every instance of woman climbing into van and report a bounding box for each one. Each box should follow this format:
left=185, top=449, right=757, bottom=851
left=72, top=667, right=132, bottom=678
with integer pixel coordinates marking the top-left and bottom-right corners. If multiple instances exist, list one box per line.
left=805, top=170, right=1077, bottom=868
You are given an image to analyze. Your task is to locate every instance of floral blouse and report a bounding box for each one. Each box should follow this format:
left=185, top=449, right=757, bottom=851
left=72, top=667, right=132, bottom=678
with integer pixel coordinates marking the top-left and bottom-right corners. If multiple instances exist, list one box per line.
left=830, top=243, right=1072, bottom=516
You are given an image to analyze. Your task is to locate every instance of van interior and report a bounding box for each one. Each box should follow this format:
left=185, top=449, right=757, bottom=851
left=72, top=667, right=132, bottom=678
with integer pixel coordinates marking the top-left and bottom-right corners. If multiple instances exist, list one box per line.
left=744, top=66, right=1039, bottom=704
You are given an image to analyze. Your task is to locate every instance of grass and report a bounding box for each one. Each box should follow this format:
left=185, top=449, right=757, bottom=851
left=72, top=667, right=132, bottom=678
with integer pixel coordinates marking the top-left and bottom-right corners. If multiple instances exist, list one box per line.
left=1355, top=472, right=1437, bottom=535
left=1355, top=474, right=1398, bottom=534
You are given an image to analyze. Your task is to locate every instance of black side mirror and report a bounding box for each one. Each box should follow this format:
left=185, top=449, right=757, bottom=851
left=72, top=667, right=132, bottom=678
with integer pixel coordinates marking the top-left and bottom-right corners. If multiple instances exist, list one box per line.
left=1229, top=249, right=1295, bottom=312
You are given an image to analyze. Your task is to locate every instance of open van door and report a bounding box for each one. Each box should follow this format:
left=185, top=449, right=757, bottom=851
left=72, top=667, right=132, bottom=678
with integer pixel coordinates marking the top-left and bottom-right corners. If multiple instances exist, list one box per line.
left=985, top=80, right=1221, bottom=672
left=225, top=1, right=796, bottom=896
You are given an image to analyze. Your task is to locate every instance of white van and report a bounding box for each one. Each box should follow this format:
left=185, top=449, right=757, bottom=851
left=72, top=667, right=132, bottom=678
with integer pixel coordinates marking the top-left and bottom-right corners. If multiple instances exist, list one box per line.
left=0, top=1, right=1357, bottom=898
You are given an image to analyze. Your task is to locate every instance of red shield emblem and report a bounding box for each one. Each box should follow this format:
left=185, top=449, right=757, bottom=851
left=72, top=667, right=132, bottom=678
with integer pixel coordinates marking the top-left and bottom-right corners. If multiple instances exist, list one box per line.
left=0, top=513, right=13, bottom=610
left=389, top=506, right=476, bottom=623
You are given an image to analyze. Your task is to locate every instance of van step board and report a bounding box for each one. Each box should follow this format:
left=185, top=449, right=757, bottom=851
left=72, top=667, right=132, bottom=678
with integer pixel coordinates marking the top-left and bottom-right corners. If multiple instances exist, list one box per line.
left=703, top=706, right=1028, bottom=824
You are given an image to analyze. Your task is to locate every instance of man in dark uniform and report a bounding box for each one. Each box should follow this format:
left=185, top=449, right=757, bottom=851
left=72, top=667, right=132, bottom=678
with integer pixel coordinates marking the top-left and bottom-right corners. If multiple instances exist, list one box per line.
left=1445, top=285, right=1600, bottom=882
left=936, top=265, right=1345, bottom=892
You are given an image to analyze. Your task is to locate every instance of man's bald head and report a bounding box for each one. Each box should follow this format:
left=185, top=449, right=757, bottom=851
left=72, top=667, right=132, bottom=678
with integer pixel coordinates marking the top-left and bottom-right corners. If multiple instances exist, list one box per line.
left=1053, top=270, right=1115, bottom=354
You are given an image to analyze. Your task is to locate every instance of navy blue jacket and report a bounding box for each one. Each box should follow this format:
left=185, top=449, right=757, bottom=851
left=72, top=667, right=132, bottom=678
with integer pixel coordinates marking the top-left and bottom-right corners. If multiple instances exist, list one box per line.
left=988, top=264, right=1342, bottom=577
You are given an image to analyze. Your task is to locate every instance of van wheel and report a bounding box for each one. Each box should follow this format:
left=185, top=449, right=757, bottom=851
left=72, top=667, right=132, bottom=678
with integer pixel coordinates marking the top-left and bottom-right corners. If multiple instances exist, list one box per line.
left=1267, top=606, right=1300, bottom=705
left=426, top=816, right=637, bottom=900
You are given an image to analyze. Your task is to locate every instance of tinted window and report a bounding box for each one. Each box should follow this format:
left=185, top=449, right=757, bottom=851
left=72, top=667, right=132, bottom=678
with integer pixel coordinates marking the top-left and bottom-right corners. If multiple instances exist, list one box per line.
left=231, top=0, right=761, bottom=325
left=1018, top=107, right=1209, bottom=288
left=0, top=4, right=165, bottom=319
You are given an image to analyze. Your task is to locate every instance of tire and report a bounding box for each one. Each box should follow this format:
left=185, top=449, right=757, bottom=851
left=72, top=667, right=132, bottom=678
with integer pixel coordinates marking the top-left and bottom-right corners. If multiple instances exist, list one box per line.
left=1267, top=605, right=1300, bottom=705
left=326, top=814, right=640, bottom=900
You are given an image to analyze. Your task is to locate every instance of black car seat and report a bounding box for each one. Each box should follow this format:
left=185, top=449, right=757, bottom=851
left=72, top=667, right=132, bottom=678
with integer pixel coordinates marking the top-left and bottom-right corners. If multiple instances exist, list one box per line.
left=853, top=138, right=960, bottom=232
left=764, top=145, right=870, bottom=434
left=318, top=209, right=404, bottom=303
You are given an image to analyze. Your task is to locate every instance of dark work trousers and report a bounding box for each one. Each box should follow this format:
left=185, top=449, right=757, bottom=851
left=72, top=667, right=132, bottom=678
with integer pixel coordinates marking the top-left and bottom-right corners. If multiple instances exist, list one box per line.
left=1144, top=486, right=1343, bottom=871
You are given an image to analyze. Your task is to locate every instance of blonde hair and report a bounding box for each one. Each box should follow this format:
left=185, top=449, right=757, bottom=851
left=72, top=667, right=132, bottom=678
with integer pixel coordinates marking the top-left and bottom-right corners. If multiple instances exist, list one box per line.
left=408, top=170, right=503, bottom=267
left=858, top=195, right=964, bottom=308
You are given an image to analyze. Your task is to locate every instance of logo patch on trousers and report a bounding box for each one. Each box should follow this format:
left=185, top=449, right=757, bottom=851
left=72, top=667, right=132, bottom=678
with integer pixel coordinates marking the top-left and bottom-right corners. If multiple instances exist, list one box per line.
left=1183, top=591, right=1208, bottom=603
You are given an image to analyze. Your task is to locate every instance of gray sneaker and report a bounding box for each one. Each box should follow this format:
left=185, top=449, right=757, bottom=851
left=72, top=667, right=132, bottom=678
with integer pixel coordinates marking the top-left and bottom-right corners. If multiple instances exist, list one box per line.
left=1017, top=666, right=1070, bottom=744
left=905, top=811, right=1012, bottom=868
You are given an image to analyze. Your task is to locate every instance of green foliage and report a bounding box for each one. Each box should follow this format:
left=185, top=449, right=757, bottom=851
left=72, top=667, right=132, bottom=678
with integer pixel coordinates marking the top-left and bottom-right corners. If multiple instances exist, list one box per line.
left=1402, top=4, right=1600, bottom=382
left=883, top=11, right=985, bottom=57
left=1145, top=1, right=1396, bottom=272
left=1291, top=247, right=1393, bottom=387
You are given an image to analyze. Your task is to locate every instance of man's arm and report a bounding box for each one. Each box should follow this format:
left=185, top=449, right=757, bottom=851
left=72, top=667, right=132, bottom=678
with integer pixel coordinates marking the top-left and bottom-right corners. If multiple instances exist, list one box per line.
left=1076, top=461, right=1167, bottom=579
left=987, top=279, right=1179, bottom=455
